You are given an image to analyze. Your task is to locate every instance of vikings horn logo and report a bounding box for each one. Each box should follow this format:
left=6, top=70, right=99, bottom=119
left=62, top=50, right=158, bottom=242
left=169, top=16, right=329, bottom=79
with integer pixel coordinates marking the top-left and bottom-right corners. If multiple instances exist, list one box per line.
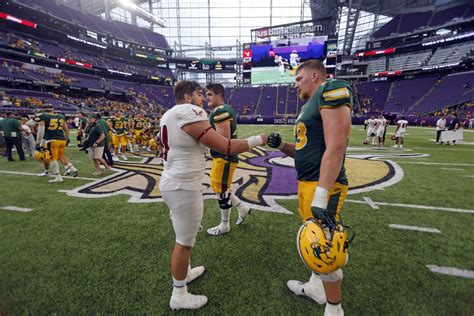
left=64, top=148, right=428, bottom=214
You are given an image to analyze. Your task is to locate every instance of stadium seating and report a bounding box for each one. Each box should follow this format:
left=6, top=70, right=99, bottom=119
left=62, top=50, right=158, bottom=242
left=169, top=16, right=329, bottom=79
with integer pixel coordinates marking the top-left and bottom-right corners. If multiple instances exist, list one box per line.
left=373, top=4, right=473, bottom=39
left=426, top=42, right=473, bottom=67
left=368, top=57, right=386, bottom=73
left=356, top=81, right=391, bottom=114
left=415, top=71, right=473, bottom=114
left=388, top=51, right=431, bottom=71
left=384, top=76, right=438, bottom=113
left=16, top=0, right=170, bottom=49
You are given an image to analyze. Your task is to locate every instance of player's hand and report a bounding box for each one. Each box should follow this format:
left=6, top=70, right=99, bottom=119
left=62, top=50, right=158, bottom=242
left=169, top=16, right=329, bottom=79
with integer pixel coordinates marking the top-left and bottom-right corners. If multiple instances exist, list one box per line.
left=267, top=132, right=282, bottom=148
left=258, top=133, right=268, bottom=145
left=311, top=206, right=336, bottom=226
left=66, top=138, right=70, bottom=146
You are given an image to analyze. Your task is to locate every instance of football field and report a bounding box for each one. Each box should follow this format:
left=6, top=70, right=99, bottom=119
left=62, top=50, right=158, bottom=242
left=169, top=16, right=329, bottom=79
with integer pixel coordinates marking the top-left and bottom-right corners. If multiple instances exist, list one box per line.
left=251, top=66, right=296, bottom=84
left=0, top=125, right=473, bottom=315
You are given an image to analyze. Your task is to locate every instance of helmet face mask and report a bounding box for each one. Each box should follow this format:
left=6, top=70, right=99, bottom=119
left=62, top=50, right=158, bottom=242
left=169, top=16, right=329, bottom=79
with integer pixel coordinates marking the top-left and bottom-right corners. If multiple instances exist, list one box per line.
left=34, top=148, right=51, bottom=163
left=297, top=218, right=351, bottom=275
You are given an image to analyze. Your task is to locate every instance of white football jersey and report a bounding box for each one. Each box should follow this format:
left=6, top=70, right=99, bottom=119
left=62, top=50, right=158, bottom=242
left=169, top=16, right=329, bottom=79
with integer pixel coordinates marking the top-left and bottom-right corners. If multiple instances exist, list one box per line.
left=367, top=118, right=376, bottom=130
left=159, top=103, right=208, bottom=191
left=397, top=119, right=408, bottom=130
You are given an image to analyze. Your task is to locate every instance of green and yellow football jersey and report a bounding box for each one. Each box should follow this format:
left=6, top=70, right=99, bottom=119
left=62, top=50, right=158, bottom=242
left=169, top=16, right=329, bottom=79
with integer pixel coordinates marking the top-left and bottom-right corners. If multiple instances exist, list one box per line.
left=35, top=113, right=67, bottom=141
left=209, top=104, right=238, bottom=163
left=110, top=116, right=127, bottom=135
left=294, top=79, right=352, bottom=184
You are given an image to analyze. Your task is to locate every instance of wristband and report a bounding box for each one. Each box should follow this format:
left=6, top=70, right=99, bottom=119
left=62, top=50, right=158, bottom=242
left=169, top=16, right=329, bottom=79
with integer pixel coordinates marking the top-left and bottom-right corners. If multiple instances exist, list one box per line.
left=311, top=186, right=329, bottom=209
left=246, top=135, right=263, bottom=148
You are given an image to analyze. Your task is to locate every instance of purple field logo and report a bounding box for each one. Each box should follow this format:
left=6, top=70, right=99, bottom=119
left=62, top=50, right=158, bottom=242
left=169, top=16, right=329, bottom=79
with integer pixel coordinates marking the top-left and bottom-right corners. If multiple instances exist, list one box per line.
left=63, top=148, right=423, bottom=214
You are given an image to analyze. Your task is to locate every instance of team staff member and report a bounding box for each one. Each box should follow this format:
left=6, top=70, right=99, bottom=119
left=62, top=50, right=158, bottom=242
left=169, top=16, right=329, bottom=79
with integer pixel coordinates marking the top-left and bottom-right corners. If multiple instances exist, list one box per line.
left=159, top=80, right=267, bottom=311
left=2, top=112, right=27, bottom=161
left=205, top=83, right=251, bottom=236
left=88, top=113, right=110, bottom=176
left=267, top=60, right=352, bottom=316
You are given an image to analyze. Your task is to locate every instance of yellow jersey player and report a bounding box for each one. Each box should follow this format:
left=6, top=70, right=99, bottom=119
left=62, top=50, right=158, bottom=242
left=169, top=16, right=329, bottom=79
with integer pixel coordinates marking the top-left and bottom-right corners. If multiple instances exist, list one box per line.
left=35, top=104, right=78, bottom=183
left=267, top=60, right=352, bottom=316
left=205, top=83, right=251, bottom=236
left=108, top=111, right=128, bottom=161
left=132, top=114, right=146, bottom=150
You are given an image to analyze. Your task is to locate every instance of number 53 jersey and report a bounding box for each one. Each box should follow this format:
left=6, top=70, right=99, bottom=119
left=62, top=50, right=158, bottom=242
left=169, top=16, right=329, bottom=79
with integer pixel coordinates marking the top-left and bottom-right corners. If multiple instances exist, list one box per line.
left=35, top=113, right=67, bottom=141
left=294, top=79, right=352, bottom=184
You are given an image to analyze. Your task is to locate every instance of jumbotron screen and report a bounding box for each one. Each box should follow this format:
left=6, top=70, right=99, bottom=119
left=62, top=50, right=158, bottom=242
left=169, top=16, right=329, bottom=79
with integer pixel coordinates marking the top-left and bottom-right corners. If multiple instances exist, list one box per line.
left=248, top=36, right=327, bottom=84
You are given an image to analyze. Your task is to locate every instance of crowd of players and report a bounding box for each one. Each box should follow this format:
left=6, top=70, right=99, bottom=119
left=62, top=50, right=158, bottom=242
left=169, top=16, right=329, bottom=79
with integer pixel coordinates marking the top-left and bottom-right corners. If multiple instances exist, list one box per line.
left=0, top=107, right=163, bottom=179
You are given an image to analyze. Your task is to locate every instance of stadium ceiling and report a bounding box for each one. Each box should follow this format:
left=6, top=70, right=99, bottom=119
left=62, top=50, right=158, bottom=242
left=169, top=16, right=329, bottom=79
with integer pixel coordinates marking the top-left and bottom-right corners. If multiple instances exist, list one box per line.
left=62, top=0, right=440, bottom=18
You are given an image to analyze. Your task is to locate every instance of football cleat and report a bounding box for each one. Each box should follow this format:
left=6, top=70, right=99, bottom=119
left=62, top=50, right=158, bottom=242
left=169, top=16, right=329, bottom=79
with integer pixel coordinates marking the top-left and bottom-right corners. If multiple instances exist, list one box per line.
left=120, top=154, right=128, bottom=161
left=207, top=224, right=230, bottom=236
left=169, top=292, right=208, bottom=310
left=48, top=177, right=64, bottom=183
left=186, top=266, right=205, bottom=283
left=287, top=277, right=326, bottom=305
left=236, top=204, right=251, bottom=225
left=38, top=170, right=49, bottom=177
left=324, top=303, right=344, bottom=316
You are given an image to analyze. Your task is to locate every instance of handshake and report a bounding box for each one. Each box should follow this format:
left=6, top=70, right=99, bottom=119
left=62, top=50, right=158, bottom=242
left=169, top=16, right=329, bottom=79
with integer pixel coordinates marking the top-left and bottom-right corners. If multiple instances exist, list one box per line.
left=252, top=132, right=284, bottom=149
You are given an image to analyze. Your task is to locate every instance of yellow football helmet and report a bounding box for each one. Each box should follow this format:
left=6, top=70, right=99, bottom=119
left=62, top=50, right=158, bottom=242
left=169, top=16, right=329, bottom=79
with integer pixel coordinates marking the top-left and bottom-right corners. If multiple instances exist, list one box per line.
left=34, top=149, right=51, bottom=163
left=297, top=218, right=353, bottom=275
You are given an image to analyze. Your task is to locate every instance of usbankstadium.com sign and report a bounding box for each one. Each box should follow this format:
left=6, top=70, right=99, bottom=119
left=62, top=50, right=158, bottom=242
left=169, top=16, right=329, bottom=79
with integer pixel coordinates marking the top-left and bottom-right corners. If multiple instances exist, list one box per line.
left=256, top=24, right=323, bottom=38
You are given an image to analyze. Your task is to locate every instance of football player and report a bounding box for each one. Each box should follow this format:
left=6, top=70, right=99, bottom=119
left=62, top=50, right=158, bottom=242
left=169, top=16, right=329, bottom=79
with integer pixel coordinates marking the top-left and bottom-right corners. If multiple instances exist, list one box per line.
left=132, top=114, right=145, bottom=151
left=205, top=83, right=251, bottom=236
left=159, top=80, right=267, bottom=310
left=392, top=116, right=408, bottom=149
left=364, top=115, right=376, bottom=145
left=108, top=111, right=128, bottom=161
left=267, top=60, right=352, bottom=316
left=35, top=104, right=78, bottom=183
left=375, top=115, right=387, bottom=147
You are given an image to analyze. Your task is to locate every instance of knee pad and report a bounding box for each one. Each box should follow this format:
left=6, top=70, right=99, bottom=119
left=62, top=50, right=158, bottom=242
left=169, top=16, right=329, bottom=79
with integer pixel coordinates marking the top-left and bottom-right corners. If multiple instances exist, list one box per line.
left=319, top=269, right=343, bottom=283
left=218, top=192, right=232, bottom=209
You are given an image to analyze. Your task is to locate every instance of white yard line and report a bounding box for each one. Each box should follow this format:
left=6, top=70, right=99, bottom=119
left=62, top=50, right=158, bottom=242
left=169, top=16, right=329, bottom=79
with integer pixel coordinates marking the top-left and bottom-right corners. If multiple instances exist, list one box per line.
left=0, top=170, right=96, bottom=181
left=463, top=175, right=474, bottom=178
left=346, top=199, right=474, bottom=214
left=426, top=265, right=474, bottom=279
left=0, top=206, right=32, bottom=212
left=396, top=162, right=474, bottom=166
left=440, top=168, right=464, bottom=171
left=389, top=224, right=440, bottom=233
left=363, top=197, right=379, bottom=209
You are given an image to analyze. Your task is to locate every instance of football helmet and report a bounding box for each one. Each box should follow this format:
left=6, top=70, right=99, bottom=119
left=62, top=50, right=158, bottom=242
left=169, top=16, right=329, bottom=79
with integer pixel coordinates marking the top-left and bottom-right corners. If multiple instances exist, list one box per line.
left=297, top=216, right=353, bottom=275
left=34, top=148, right=51, bottom=163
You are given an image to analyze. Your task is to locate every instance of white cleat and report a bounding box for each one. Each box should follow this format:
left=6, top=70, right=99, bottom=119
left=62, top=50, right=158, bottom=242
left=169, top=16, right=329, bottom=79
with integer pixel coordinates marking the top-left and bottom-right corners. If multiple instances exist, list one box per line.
left=120, top=154, right=128, bottom=161
left=324, top=304, right=344, bottom=316
left=38, top=171, right=49, bottom=177
left=186, top=266, right=205, bottom=283
left=207, top=224, right=230, bottom=236
left=64, top=168, right=72, bottom=176
left=236, top=204, right=251, bottom=225
left=112, top=156, right=119, bottom=162
left=48, top=177, right=64, bottom=183
left=169, top=292, right=208, bottom=310
left=287, top=276, right=326, bottom=305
